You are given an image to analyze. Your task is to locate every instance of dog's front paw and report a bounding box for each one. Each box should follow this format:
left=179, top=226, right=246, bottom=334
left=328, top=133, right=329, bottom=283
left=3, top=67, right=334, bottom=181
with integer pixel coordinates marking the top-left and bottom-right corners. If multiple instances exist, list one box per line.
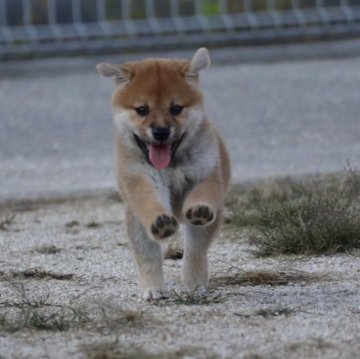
left=150, top=214, right=178, bottom=240
left=185, top=203, right=215, bottom=226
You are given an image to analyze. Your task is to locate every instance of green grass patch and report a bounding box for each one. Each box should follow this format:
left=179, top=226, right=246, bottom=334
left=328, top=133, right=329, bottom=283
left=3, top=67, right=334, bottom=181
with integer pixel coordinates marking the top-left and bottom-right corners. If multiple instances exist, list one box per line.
left=227, top=169, right=360, bottom=256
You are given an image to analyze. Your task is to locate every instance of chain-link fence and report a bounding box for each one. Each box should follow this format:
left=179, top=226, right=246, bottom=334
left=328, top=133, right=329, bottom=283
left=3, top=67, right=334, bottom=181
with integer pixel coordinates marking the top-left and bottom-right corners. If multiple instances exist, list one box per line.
left=0, top=0, right=359, bottom=59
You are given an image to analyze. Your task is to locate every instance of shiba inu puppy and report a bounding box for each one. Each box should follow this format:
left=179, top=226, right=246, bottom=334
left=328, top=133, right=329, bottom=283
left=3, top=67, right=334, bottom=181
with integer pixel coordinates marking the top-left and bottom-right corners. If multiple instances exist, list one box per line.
left=96, top=48, right=231, bottom=301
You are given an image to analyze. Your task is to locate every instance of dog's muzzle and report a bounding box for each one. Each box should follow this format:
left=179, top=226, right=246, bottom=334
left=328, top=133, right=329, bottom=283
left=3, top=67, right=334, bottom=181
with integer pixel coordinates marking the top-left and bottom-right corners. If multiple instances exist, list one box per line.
left=133, top=133, right=185, bottom=169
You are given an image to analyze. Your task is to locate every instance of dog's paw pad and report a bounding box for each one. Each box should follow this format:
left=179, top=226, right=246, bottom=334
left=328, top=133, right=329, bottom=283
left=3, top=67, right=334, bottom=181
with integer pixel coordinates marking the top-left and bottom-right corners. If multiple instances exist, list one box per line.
left=151, top=214, right=178, bottom=239
left=186, top=204, right=215, bottom=226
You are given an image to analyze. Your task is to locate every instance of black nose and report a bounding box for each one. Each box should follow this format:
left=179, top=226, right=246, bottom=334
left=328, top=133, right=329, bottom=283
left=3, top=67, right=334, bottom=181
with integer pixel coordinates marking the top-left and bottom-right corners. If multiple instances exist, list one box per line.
left=152, top=127, right=170, bottom=142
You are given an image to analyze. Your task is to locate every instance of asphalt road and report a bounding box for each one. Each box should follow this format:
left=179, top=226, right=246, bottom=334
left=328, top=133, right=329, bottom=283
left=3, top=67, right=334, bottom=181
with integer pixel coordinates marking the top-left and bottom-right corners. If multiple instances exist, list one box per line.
left=1, top=51, right=360, bottom=202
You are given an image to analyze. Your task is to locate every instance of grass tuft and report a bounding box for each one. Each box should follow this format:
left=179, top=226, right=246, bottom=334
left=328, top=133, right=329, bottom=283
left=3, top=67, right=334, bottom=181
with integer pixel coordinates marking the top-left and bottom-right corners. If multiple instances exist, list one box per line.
left=170, top=290, right=224, bottom=305
left=0, top=285, right=89, bottom=332
left=228, top=169, right=360, bottom=256
left=0, top=306, right=88, bottom=333
left=0, top=307, right=87, bottom=332
left=0, top=285, right=146, bottom=334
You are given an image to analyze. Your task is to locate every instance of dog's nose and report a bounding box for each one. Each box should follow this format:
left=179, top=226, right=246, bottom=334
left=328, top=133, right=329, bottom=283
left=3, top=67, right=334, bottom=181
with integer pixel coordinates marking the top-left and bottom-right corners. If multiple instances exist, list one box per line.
left=152, top=127, right=170, bottom=142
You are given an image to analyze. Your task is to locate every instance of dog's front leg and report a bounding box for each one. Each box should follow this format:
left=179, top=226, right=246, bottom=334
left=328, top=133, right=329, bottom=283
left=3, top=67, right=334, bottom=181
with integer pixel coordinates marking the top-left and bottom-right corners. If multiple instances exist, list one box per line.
left=123, top=173, right=178, bottom=300
left=183, top=170, right=224, bottom=228
left=126, top=208, right=168, bottom=301
left=123, top=173, right=178, bottom=241
left=182, top=171, right=224, bottom=290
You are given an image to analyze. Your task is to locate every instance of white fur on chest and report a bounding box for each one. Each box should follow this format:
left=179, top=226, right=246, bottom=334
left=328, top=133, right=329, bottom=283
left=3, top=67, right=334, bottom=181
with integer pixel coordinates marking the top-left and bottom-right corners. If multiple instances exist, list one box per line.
left=155, top=139, right=219, bottom=202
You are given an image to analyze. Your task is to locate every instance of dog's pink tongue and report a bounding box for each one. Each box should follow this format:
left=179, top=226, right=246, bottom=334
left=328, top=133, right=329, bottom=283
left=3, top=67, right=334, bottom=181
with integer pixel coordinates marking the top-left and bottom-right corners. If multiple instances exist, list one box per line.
left=149, top=144, right=171, bottom=169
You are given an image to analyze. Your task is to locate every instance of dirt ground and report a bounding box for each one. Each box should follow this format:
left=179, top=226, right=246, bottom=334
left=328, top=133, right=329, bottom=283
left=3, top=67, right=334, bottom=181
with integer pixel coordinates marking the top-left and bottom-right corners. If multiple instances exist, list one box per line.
left=0, top=196, right=359, bottom=359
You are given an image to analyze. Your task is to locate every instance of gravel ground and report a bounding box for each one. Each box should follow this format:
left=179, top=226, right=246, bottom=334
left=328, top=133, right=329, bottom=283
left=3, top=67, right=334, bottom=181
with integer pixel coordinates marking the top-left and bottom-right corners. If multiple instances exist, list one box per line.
left=0, top=197, right=359, bottom=359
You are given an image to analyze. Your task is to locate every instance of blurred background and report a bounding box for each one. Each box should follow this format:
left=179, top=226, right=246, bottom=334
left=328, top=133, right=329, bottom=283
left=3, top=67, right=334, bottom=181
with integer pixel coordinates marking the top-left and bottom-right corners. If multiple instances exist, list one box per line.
left=0, top=0, right=360, bottom=58
left=0, top=0, right=360, bottom=202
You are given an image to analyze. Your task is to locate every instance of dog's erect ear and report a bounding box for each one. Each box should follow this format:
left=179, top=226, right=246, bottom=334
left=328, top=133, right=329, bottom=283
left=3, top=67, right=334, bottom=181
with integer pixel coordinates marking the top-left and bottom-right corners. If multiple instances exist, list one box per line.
left=184, top=47, right=210, bottom=81
left=189, top=47, right=211, bottom=74
left=96, top=63, right=132, bottom=84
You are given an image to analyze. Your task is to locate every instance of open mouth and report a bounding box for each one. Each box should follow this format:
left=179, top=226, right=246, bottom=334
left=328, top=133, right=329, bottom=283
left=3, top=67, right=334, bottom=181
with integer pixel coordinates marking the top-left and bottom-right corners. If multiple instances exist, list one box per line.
left=133, top=133, right=185, bottom=170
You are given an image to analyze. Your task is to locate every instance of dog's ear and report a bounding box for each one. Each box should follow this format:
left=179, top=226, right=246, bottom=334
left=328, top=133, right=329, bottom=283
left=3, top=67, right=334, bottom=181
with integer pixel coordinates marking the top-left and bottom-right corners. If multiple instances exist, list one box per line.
left=186, top=48, right=211, bottom=78
left=190, top=47, right=211, bottom=73
left=96, top=63, right=132, bottom=84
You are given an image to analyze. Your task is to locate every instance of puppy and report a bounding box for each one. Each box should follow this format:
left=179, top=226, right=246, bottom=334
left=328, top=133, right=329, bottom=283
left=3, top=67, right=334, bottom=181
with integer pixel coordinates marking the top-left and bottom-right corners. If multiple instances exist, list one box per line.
left=96, top=48, right=231, bottom=300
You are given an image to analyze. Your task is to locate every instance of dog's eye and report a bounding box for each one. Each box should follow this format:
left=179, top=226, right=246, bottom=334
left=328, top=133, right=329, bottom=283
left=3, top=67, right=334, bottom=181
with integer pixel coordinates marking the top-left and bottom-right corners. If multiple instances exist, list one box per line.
left=170, top=105, right=183, bottom=116
left=135, top=105, right=149, bottom=117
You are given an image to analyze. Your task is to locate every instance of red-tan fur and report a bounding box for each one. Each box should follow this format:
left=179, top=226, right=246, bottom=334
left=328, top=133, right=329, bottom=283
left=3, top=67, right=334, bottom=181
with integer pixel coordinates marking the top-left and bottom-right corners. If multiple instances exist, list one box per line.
left=97, top=48, right=231, bottom=300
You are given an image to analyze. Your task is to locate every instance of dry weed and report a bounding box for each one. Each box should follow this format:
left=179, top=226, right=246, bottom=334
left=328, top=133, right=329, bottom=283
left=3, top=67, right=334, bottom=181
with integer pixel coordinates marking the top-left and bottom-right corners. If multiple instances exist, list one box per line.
left=210, top=269, right=320, bottom=287
left=227, top=169, right=360, bottom=256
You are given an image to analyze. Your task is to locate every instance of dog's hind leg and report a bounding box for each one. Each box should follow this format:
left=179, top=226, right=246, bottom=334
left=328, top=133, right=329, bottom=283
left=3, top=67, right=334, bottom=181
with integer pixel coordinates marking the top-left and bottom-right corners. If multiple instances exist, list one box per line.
left=126, top=208, right=167, bottom=301
left=182, top=213, right=221, bottom=291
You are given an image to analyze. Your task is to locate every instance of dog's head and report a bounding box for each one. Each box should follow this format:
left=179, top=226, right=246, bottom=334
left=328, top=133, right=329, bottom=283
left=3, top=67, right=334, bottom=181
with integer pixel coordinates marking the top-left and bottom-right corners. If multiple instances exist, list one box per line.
left=96, top=48, right=210, bottom=169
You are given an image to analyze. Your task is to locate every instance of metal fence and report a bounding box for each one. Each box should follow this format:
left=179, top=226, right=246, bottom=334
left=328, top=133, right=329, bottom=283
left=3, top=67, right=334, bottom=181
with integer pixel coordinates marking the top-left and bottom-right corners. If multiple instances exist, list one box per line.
left=0, top=0, right=360, bottom=59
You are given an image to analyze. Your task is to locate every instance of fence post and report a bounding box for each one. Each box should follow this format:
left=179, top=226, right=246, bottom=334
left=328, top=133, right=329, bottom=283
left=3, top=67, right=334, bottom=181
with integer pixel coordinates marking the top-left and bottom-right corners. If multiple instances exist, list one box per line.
left=72, top=0, right=87, bottom=38
left=220, top=0, right=234, bottom=31
left=22, top=0, right=37, bottom=41
left=146, top=0, right=161, bottom=34
left=0, top=0, right=13, bottom=43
